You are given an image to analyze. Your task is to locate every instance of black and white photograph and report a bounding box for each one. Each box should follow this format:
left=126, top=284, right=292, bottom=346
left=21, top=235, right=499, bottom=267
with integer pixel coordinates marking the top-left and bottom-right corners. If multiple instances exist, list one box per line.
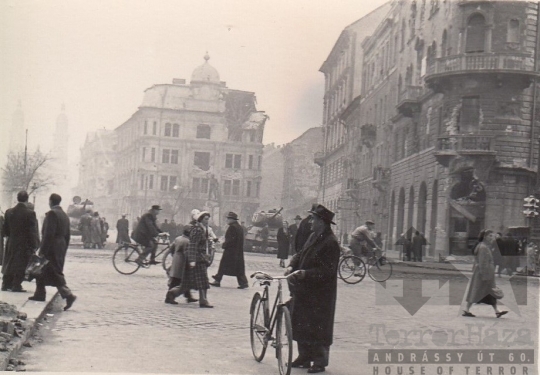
left=0, top=0, right=539, bottom=374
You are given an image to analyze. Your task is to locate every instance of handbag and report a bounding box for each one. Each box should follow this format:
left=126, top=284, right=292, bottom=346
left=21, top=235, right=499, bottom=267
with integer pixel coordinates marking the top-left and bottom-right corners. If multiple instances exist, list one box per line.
left=200, top=253, right=212, bottom=267
left=25, top=253, right=49, bottom=282
left=491, top=286, right=504, bottom=300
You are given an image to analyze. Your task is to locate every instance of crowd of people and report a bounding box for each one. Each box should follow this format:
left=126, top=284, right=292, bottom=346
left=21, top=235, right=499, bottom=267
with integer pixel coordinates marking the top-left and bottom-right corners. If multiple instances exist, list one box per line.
left=79, top=211, right=109, bottom=249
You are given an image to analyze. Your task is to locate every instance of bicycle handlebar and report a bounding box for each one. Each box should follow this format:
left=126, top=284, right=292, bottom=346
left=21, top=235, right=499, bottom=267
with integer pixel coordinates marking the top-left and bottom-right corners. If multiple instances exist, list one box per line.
left=250, top=270, right=302, bottom=281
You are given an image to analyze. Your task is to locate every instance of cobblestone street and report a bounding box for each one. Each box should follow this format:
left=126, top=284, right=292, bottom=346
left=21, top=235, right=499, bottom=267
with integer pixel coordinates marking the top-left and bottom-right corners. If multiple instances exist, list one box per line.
left=16, top=248, right=539, bottom=374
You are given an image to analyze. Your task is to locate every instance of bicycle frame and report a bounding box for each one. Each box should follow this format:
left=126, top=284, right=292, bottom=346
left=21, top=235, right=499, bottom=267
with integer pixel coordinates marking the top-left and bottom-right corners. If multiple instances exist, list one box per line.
left=259, top=279, right=285, bottom=337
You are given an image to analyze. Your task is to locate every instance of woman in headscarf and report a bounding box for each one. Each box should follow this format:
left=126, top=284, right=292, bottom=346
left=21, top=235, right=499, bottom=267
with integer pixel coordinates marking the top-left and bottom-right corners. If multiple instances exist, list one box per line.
left=463, top=229, right=508, bottom=318
left=185, top=211, right=213, bottom=308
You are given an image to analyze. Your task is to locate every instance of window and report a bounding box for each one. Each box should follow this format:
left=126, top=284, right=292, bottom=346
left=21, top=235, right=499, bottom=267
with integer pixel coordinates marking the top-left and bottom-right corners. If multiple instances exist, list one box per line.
left=153, top=121, right=157, bottom=135
left=173, top=124, right=180, bottom=137
left=169, top=176, right=177, bottom=191
left=255, top=181, right=260, bottom=197
left=144, top=121, right=148, bottom=135
left=459, top=96, right=480, bottom=132
left=232, top=180, right=240, bottom=196
left=162, top=149, right=170, bottom=163
left=466, top=14, right=486, bottom=53
left=151, top=148, right=156, bottom=162
left=140, top=174, right=145, bottom=190
left=258, top=155, right=262, bottom=170
left=161, top=176, right=168, bottom=191
left=164, top=123, right=172, bottom=137
left=194, top=152, right=210, bottom=171
left=246, top=181, right=252, bottom=197
left=225, top=154, right=242, bottom=169
left=171, top=150, right=179, bottom=164
left=223, top=180, right=232, bottom=196
left=196, top=124, right=211, bottom=139
left=222, top=179, right=240, bottom=196
left=441, top=30, right=448, bottom=57
left=248, top=155, right=254, bottom=169
left=192, top=178, right=209, bottom=194
left=508, top=19, right=519, bottom=43
left=142, top=147, right=146, bottom=162
left=148, top=175, right=154, bottom=190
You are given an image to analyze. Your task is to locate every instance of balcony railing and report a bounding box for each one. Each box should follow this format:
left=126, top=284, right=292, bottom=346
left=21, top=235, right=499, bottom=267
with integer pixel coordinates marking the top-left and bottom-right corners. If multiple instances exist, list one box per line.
left=436, top=134, right=496, bottom=153
left=426, top=53, right=537, bottom=78
left=397, top=85, right=424, bottom=117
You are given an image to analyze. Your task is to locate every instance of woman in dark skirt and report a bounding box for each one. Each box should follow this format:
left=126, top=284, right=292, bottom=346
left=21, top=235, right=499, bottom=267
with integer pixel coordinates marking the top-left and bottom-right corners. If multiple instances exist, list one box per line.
left=463, top=230, right=507, bottom=318
left=277, top=221, right=290, bottom=268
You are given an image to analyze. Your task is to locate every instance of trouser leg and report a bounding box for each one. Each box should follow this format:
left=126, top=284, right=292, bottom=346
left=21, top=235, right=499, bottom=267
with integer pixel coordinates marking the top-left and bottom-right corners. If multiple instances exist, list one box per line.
left=33, top=277, right=46, bottom=298
left=296, top=341, right=313, bottom=363
left=57, top=284, right=73, bottom=299
left=237, top=273, right=248, bottom=287
left=2, top=274, right=13, bottom=290
left=11, top=273, right=25, bottom=289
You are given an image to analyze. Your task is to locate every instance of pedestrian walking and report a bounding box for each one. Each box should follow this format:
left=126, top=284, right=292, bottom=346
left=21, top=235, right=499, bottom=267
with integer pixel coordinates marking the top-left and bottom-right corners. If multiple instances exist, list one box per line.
left=396, top=233, right=412, bottom=261
left=260, top=223, right=269, bottom=252
left=29, top=193, right=77, bottom=311
left=210, top=212, right=249, bottom=289
left=288, top=215, right=301, bottom=254
left=463, top=230, right=507, bottom=318
left=132, top=205, right=163, bottom=265
left=89, top=212, right=103, bottom=249
left=116, top=214, right=130, bottom=244
left=165, top=225, right=198, bottom=304
left=185, top=211, right=213, bottom=308
left=411, top=231, right=424, bottom=262
left=1, top=191, right=40, bottom=292
left=79, top=211, right=92, bottom=248
left=101, top=217, right=109, bottom=246
left=294, top=209, right=314, bottom=254
left=285, top=204, right=340, bottom=373
left=277, top=221, right=290, bottom=268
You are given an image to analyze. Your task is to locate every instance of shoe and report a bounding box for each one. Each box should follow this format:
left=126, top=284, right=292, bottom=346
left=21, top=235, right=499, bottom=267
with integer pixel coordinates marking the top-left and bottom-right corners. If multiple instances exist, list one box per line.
left=211, top=275, right=219, bottom=281
left=199, top=303, right=214, bottom=308
left=209, top=282, right=220, bottom=287
left=496, top=311, right=508, bottom=318
left=165, top=299, right=178, bottom=305
left=1, top=286, right=9, bottom=291
left=64, top=295, right=77, bottom=311
left=237, top=285, right=249, bottom=289
left=186, top=297, right=199, bottom=303
left=291, top=359, right=310, bottom=368
left=462, top=311, right=475, bottom=317
left=11, top=287, right=27, bottom=293
left=307, top=365, right=326, bottom=373
left=28, top=296, right=46, bottom=302
left=148, top=260, right=158, bottom=265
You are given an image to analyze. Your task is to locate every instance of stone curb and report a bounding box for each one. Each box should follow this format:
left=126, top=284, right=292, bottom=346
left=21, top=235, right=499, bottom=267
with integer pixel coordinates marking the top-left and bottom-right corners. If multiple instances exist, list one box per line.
left=0, top=291, right=60, bottom=371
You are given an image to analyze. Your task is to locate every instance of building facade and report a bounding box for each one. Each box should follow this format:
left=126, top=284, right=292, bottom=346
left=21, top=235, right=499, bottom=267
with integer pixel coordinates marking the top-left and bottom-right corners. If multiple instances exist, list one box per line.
left=323, top=0, right=540, bottom=256
left=259, top=143, right=285, bottom=216
left=112, top=54, right=267, bottom=229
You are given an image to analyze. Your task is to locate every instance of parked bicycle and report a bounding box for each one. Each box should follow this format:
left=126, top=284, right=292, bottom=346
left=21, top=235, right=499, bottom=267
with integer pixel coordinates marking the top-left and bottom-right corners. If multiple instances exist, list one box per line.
left=249, top=270, right=300, bottom=375
left=338, top=246, right=392, bottom=283
left=112, top=233, right=173, bottom=275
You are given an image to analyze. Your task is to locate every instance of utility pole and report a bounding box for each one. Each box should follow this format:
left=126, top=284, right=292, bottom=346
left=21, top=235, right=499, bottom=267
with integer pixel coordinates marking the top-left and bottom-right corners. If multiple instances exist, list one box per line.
left=23, top=129, right=28, bottom=190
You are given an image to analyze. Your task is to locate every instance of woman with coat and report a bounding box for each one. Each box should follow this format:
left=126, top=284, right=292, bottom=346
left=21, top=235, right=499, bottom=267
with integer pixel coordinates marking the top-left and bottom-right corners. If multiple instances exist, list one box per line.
left=284, top=204, right=340, bottom=374
left=463, top=229, right=508, bottom=318
left=185, top=211, right=213, bottom=308
left=277, top=221, right=290, bottom=268
left=165, top=225, right=198, bottom=304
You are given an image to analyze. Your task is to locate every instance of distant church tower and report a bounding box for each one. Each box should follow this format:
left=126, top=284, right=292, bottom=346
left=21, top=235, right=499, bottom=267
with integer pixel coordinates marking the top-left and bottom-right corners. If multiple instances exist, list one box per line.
left=51, top=104, right=71, bottom=198
left=9, top=101, right=25, bottom=153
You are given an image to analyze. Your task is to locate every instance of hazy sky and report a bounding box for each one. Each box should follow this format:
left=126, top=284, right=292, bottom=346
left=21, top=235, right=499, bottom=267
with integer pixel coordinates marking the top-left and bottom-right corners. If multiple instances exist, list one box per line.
left=0, top=0, right=389, bottom=171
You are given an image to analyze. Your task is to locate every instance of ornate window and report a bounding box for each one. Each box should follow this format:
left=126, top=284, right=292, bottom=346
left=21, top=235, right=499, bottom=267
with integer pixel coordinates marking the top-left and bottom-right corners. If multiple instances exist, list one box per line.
left=465, top=14, right=486, bottom=53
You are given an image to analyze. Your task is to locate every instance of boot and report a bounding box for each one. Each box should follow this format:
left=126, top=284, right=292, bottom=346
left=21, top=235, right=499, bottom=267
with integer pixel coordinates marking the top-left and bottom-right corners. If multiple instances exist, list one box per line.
left=165, top=291, right=178, bottom=304
left=199, top=289, right=213, bottom=308
left=184, top=291, right=198, bottom=303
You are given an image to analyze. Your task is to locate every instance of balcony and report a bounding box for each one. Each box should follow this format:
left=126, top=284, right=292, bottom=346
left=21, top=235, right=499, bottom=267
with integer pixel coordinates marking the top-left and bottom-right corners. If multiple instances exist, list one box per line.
left=397, top=85, right=424, bottom=117
left=314, top=151, right=325, bottom=166
left=434, top=134, right=497, bottom=167
left=425, top=53, right=540, bottom=90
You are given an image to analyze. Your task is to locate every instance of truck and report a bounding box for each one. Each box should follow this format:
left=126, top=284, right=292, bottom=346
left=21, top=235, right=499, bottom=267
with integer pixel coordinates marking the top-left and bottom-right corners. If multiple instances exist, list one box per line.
left=244, top=208, right=283, bottom=253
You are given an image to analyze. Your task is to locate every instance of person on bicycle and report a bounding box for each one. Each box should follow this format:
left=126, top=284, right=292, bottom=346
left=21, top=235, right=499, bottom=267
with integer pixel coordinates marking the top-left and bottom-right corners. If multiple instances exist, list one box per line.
left=132, top=205, right=163, bottom=265
left=284, top=204, right=340, bottom=374
left=350, top=220, right=380, bottom=258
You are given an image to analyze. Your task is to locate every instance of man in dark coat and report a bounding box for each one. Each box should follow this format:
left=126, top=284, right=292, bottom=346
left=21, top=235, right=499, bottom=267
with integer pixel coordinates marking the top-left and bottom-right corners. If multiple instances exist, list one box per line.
left=116, top=214, right=130, bottom=244
left=285, top=204, right=340, bottom=373
left=29, top=194, right=76, bottom=311
left=132, top=206, right=162, bottom=264
left=210, top=212, right=249, bottom=288
left=2, top=191, right=39, bottom=292
left=294, top=208, right=314, bottom=254
left=288, top=215, right=301, bottom=253
left=411, top=231, right=425, bottom=262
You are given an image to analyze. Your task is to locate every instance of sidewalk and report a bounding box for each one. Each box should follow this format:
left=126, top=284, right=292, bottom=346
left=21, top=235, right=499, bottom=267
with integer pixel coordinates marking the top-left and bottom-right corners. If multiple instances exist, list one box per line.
left=0, top=285, right=58, bottom=370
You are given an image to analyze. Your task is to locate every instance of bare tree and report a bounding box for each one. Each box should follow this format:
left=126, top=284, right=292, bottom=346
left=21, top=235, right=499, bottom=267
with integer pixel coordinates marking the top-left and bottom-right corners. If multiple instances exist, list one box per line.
left=1, top=149, right=53, bottom=195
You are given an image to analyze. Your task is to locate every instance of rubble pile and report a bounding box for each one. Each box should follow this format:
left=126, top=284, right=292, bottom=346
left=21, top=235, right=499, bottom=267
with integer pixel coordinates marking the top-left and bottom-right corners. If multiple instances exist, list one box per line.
left=0, top=303, right=31, bottom=371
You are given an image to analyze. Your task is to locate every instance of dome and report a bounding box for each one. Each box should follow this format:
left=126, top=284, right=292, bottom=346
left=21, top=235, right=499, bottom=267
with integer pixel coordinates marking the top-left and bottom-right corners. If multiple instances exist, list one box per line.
left=190, top=53, right=220, bottom=84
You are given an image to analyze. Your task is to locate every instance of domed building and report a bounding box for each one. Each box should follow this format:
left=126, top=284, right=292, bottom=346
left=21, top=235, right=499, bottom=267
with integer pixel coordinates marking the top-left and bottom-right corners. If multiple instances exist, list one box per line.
left=107, top=54, right=268, bottom=227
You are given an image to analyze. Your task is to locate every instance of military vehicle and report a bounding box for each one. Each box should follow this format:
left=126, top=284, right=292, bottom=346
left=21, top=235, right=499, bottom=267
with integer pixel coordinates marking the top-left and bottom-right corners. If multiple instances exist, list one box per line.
left=244, top=208, right=283, bottom=253
left=66, top=196, right=93, bottom=246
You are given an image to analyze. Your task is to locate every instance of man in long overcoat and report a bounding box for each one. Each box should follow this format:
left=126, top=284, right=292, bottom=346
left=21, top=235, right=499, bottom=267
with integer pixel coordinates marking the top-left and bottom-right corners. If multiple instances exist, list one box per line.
left=79, top=212, right=92, bottom=248
left=116, top=214, right=130, bottom=244
left=132, top=206, right=162, bottom=264
left=294, top=206, right=315, bottom=254
left=29, top=194, right=77, bottom=311
left=285, top=204, right=340, bottom=373
left=288, top=215, right=301, bottom=254
left=2, top=191, right=39, bottom=292
left=210, top=212, right=249, bottom=288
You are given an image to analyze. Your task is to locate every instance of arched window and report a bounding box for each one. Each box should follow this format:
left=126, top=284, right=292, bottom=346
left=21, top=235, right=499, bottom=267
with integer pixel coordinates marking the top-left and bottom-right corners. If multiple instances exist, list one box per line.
left=196, top=124, right=211, bottom=139
left=507, top=19, right=519, bottom=43
left=466, top=14, right=486, bottom=53
left=441, top=30, right=448, bottom=57
left=164, top=123, right=172, bottom=137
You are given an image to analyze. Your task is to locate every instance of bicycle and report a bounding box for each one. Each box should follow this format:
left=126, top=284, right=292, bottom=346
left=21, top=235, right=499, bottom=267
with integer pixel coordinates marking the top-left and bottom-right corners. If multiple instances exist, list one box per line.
left=249, top=270, right=300, bottom=375
left=112, top=233, right=173, bottom=275
left=338, top=247, right=392, bottom=283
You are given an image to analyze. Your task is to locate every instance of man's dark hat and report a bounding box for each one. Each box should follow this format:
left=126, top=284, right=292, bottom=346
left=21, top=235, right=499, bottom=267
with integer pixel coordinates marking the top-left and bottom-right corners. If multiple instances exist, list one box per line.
left=294, top=215, right=302, bottom=221
left=151, top=205, right=162, bottom=210
left=308, top=204, right=336, bottom=225
left=226, top=211, right=239, bottom=220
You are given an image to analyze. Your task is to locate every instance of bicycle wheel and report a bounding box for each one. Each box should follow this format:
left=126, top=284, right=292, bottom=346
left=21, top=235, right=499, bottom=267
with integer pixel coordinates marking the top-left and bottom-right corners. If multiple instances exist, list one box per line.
left=276, top=306, right=293, bottom=375
left=250, top=292, right=268, bottom=362
left=162, top=248, right=174, bottom=275
left=338, top=255, right=366, bottom=284
left=112, top=245, right=141, bottom=275
left=368, top=256, right=393, bottom=282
